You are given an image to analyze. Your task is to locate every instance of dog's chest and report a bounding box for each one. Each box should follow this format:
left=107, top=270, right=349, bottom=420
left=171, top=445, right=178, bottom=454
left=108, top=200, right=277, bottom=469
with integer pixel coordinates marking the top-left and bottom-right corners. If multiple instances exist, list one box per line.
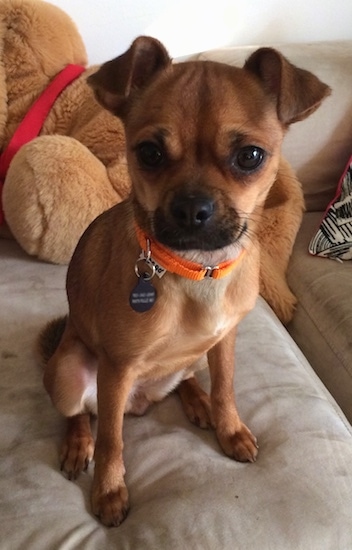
left=212, top=315, right=232, bottom=337
left=181, top=277, right=234, bottom=335
left=145, top=316, right=230, bottom=377
left=145, top=278, right=235, bottom=368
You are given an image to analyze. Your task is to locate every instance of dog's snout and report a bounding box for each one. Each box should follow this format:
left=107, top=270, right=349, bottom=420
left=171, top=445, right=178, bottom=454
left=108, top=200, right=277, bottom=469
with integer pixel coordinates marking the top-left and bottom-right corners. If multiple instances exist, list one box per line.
left=171, top=196, right=214, bottom=228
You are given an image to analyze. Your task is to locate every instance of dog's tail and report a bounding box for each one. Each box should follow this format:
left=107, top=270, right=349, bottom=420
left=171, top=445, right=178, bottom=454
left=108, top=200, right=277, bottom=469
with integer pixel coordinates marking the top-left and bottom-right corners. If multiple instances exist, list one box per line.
left=37, top=316, right=67, bottom=365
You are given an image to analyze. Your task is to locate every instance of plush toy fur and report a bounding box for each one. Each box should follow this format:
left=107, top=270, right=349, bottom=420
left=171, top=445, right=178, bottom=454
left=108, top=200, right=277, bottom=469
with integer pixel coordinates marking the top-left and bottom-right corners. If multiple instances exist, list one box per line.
left=1, top=0, right=130, bottom=263
left=0, top=0, right=305, bottom=324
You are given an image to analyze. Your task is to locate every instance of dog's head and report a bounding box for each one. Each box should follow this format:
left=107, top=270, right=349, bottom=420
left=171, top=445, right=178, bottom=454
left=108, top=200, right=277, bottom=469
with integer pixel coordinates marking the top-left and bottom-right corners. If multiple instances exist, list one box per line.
left=88, top=37, right=330, bottom=252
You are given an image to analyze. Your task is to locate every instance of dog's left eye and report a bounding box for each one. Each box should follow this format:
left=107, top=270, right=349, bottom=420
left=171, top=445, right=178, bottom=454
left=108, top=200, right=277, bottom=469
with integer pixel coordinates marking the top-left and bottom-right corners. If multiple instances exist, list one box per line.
left=232, top=146, right=265, bottom=173
left=136, top=142, right=164, bottom=168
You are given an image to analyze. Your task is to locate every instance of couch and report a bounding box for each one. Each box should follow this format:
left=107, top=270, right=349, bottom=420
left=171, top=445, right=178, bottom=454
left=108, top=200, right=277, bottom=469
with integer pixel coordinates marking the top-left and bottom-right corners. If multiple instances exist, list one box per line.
left=1, top=41, right=352, bottom=549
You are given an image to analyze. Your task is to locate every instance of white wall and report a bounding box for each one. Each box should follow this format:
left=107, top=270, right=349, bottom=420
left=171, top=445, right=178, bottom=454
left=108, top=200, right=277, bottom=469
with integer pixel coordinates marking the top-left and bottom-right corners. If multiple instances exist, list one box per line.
left=50, top=0, right=352, bottom=64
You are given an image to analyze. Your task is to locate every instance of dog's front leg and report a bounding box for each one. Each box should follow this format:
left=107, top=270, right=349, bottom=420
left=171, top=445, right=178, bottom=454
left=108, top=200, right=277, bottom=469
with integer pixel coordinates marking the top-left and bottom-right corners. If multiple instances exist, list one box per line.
left=208, top=327, right=258, bottom=463
left=91, top=356, right=135, bottom=527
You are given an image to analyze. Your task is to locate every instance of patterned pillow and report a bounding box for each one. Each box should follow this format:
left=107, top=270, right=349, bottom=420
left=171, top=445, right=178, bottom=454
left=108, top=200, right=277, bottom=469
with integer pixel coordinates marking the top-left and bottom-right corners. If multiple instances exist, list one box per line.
left=309, top=155, right=352, bottom=260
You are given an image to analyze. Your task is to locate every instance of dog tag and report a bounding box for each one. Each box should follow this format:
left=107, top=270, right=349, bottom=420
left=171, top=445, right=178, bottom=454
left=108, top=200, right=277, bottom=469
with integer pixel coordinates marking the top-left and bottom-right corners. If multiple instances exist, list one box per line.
left=129, top=275, right=157, bottom=313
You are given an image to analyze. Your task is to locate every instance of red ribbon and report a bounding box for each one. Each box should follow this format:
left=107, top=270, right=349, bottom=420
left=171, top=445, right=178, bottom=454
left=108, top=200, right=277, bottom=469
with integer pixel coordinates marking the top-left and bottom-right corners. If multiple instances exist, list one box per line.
left=0, top=64, right=85, bottom=225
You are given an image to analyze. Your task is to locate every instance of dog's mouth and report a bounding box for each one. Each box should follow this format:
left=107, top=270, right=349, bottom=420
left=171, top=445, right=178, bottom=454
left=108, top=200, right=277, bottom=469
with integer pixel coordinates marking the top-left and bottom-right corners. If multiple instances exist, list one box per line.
left=153, top=207, right=248, bottom=251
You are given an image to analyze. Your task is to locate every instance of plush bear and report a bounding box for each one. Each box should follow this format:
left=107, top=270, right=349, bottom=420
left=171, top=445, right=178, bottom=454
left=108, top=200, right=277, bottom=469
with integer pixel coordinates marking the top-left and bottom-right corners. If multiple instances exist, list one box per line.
left=0, top=0, right=307, bottom=324
left=0, top=0, right=130, bottom=263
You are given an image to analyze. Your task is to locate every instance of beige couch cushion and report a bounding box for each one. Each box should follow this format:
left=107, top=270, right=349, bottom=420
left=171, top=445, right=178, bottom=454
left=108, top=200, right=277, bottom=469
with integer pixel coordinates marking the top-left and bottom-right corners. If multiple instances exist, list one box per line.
left=194, top=41, right=352, bottom=211
left=287, top=211, right=352, bottom=420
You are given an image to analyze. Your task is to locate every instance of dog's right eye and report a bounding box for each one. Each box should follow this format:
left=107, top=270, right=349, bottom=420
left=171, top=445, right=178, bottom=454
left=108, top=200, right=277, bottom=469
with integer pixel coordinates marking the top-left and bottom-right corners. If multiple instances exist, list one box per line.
left=136, top=142, right=164, bottom=168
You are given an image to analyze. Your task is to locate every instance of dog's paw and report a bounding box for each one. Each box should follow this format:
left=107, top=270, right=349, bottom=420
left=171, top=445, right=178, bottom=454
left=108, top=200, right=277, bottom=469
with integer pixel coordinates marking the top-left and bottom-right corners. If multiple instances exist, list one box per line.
left=217, top=423, right=258, bottom=463
left=92, top=484, right=129, bottom=527
left=177, top=377, right=214, bottom=429
left=60, top=433, right=95, bottom=480
left=183, top=392, right=214, bottom=429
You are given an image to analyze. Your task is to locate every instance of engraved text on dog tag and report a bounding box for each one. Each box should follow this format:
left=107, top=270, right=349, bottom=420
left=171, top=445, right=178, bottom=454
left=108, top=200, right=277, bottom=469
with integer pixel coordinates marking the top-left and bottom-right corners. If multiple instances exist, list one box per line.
left=129, top=275, right=157, bottom=313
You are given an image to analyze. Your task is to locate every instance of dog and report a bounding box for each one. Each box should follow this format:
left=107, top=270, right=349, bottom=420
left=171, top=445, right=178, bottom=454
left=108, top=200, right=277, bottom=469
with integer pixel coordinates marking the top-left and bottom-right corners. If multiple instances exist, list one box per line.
left=39, top=36, right=330, bottom=527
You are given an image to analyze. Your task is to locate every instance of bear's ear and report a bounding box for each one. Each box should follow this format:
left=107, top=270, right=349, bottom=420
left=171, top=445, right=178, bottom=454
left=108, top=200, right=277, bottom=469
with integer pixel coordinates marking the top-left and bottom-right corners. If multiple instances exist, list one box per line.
left=87, top=36, right=171, bottom=116
left=244, top=47, right=331, bottom=125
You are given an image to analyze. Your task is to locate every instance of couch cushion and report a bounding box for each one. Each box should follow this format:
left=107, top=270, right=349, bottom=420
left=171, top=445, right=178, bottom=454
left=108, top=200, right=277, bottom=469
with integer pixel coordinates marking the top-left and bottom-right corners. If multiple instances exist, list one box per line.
left=288, top=211, right=352, bottom=420
left=193, top=41, right=352, bottom=211
left=1, top=239, right=352, bottom=549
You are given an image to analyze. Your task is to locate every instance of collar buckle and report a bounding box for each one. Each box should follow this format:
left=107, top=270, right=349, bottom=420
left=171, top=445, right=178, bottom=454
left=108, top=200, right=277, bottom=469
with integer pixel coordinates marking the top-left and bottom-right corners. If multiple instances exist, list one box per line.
left=204, top=265, right=220, bottom=278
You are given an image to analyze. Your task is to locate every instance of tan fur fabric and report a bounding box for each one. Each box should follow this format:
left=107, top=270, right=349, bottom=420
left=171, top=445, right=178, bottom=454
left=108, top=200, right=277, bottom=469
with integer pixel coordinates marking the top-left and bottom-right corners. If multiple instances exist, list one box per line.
left=1, top=0, right=130, bottom=261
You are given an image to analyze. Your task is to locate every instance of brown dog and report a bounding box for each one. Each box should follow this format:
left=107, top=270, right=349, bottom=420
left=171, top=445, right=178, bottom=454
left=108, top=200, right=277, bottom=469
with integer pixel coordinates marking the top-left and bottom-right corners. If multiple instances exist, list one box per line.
left=40, top=37, right=329, bottom=527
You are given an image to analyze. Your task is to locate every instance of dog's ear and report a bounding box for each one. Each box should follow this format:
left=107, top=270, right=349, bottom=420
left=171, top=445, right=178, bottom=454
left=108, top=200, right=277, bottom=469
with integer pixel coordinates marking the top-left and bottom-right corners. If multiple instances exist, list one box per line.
left=87, top=36, right=171, bottom=115
left=244, top=48, right=331, bottom=125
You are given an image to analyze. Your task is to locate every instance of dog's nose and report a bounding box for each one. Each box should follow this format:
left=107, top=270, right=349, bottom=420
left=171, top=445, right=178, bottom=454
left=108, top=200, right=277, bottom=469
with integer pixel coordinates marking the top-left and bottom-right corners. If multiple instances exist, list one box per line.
left=171, top=196, right=214, bottom=228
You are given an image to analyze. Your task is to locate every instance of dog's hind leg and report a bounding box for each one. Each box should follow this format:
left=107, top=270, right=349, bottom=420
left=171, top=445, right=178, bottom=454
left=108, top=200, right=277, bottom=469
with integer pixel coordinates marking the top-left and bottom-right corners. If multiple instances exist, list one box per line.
left=43, top=319, right=98, bottom=418
left=177, top=376, right=213, bottom=429
left=42, top=318, right=98, bottom=477
left=60, top=413, right=95, bottom=479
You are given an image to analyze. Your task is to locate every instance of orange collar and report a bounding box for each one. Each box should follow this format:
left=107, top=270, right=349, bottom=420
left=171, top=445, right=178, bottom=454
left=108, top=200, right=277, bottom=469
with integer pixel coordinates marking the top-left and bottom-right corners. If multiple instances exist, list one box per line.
left=135, top=225, right=245, bottom=281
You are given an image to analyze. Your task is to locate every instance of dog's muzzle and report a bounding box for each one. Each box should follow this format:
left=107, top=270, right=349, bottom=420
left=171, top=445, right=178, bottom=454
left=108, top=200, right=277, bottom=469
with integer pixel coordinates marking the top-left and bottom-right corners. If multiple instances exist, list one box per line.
left=170, top=194, right=214, bottom=229
left=153, top=190, right=246, bottom=251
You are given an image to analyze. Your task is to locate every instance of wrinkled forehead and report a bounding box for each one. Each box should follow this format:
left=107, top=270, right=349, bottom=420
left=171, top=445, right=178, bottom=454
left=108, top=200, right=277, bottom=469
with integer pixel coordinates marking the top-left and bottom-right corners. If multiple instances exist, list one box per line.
left=126, top=60, right=282, bottom=145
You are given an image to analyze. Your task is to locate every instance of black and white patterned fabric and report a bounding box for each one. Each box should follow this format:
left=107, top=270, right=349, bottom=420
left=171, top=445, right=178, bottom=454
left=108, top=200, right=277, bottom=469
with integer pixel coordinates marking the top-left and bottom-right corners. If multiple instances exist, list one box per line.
left=309, top=157, right=352, bottom=260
